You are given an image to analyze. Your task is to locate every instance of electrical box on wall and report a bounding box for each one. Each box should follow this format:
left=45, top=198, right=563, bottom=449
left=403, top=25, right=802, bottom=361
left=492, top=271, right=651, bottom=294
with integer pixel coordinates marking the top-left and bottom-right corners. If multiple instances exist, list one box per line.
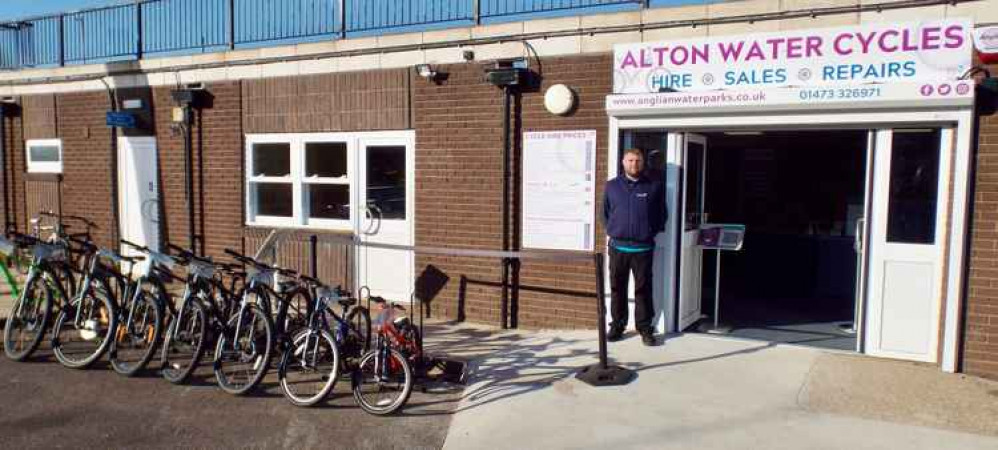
left=485, top=57, right=530, bottom=87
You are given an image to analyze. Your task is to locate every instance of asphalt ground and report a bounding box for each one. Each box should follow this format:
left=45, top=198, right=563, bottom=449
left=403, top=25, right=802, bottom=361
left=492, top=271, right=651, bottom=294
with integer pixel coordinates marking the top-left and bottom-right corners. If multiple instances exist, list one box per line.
left=0, top=339, right=462, bottom=449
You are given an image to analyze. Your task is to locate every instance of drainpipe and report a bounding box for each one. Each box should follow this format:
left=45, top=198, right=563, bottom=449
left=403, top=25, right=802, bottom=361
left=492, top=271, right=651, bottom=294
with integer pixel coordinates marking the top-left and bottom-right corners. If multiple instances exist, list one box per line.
left=0, top=104, right=8, bottom=232
left=501, top=85, right=511, bottom=330
left=100, top=79, right=120, bottom=248
left=182, top=105, right=195, bottom=255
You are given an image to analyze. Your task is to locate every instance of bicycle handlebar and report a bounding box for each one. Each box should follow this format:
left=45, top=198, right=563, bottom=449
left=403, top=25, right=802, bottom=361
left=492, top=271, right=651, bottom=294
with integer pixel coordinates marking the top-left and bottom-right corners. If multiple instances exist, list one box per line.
left=120, top=239, right=150, bottom=252
left=37, top=211, right=99, bottom=229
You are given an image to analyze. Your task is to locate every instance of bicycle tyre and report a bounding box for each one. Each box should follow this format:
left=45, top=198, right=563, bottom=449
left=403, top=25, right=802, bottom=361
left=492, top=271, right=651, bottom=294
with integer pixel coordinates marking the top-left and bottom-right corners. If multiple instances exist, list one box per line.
left=278, top=328, right=340, bottom=407
left=344, top=306, right=372, bottom=357
left=213, top=304, right=274, bottom=395
left=110, top=286, right=163, bottom=376
left=161, top=299, right=209, bottom=385
left=52, top=277, right=117, bottom=369
left=277, top=287, right=311, bottom=346
left=352, top=347, right=413, bottom=416
left=3, top=274, right=53, bottom=361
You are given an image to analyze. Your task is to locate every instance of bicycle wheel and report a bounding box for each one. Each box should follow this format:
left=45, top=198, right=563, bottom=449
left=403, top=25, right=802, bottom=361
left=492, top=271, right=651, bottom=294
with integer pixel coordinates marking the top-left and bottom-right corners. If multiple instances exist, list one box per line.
left=110, top=286, right=163, bottom=376
left=161, top=299, right=208, bottom=385
left=278, top=328, right=340, bottom=407
left=50, top=260, right=77, bottom=308
left=3, top=274, right=53, bottom=361
left=214, top=304, right=273, bottom=395
left=343, top=306, right=372, bottom=358
left=278, top=288, right=311, bottom=345
left=352, top=346, right=413, bottom=416
left=52, top=278, right=117, bottom=369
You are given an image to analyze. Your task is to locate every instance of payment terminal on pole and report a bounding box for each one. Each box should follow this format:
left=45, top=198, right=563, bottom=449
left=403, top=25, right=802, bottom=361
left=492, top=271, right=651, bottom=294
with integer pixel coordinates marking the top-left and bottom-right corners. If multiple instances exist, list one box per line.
left=697, top=224, right=746, bottom=334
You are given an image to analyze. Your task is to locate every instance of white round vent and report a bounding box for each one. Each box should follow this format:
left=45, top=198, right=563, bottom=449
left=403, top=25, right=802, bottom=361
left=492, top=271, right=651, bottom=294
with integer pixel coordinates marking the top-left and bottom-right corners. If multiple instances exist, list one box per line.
left=544, top=84, right=575, bottom=116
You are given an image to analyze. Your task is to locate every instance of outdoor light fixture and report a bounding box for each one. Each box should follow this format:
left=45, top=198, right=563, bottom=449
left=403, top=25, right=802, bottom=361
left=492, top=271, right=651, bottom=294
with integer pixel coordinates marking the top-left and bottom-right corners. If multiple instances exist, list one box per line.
left=544, top=84, right=576, bottom=116
left=416, top=64, right=437, bottom=80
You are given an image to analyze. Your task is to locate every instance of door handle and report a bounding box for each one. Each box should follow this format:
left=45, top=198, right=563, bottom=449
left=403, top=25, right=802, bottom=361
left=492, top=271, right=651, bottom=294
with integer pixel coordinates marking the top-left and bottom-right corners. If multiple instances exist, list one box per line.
left=362, top=204, right=382, bottom=236
left=854, top=218, right=865, bottom=253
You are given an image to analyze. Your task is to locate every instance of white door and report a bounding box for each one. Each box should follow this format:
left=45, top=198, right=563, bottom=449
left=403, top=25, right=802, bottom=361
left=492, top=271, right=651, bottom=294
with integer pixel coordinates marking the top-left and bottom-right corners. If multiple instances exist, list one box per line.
left=677, top=133, right=707, bottom=331
left=117, top=136, right=161, bottom=257
left=356, top=132, right=415, bottom=302
left=864, top=128, right=951, bottom=362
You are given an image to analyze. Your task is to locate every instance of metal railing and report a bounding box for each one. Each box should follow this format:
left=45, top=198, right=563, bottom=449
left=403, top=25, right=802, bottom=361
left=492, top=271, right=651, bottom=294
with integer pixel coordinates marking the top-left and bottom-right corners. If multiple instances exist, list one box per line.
left=0, top=0, right=659, bottom=70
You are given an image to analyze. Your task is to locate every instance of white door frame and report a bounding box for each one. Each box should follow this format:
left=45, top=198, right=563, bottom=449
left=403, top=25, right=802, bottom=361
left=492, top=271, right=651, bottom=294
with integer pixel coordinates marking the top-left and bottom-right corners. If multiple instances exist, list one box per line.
left=608, top=108, right=974, bottom=372
left=864, top=128, right=953, bottom=363
left=355, top=130, right=416, bottom=301
left=676, top=133, right=707, bottom=331
left=117, top=136, right=161, bottom=257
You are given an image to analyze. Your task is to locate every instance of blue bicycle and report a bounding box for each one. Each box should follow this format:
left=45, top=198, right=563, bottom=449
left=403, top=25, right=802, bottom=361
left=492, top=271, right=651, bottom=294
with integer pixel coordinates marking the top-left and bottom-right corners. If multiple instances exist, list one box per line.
left=277, top=273, right=371, bottom=407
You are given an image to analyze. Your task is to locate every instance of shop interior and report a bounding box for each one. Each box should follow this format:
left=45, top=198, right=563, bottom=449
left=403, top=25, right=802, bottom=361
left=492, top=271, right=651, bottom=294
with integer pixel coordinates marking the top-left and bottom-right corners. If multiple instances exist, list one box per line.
left=693, top=130, right=868, bottom=351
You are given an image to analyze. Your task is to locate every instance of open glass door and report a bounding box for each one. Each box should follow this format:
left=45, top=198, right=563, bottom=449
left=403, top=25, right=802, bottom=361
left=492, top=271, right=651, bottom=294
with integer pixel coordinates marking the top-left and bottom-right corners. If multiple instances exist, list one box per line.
left=864, top=128, right=950, bottom=362
left=356, top=132, right=415, bottom=302
left=678, top=134, right=707, bottom=331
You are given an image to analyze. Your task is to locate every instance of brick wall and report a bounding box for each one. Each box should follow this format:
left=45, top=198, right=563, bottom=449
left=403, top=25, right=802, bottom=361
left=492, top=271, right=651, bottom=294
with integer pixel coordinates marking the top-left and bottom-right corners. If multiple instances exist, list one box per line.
left=153, top=82, right=244, bottom=260
left=1, top=107, right=25, bottom=232
left=21, top=94, right=57, bottom=141
left=56, top=91, right=116, bottom=248
left=963, top=62, right=998, bottom=380
left=242, top=69, right=410, bottom=134
left=412, top=54, right=611, bottom=329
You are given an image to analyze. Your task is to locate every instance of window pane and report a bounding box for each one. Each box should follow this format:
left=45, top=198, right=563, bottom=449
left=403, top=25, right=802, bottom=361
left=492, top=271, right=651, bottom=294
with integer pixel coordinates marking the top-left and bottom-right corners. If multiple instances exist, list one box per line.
left=30, top=145, right=60, bottom=162
left=252, top=143, right=290, bottom=177
left=305, top=142, right=347, bottom=178
left=886, top=129, right=941, bottom=244
left=308, top=185, right=350, bottom=220
left=685, top=142, right=704, bottom=231
left=253, top=183, right=292, bottom=217
left=366, top=146, right=406, bottom=220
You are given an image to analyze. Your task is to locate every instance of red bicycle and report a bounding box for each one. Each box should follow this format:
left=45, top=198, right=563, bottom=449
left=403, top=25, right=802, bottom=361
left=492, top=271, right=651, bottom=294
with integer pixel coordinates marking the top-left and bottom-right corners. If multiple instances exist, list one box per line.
left=351, top=295, right=422, bottom=415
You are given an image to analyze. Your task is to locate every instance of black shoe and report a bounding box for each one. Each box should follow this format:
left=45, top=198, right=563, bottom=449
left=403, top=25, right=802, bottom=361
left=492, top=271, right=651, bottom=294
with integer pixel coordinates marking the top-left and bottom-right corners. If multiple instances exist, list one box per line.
left=607, top=327, right=624, bottom=342
left=641, top=332, right=656, bottom=346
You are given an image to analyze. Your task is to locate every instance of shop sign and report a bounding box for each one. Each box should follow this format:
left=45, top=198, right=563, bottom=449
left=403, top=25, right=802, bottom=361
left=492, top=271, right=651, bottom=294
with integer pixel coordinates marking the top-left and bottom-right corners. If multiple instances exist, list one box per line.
left=613, top=19, right=972, bottom=94
left=522, top=130, right=596, bottom=252
left=606, top=80, right=975, bottom=116
left=973, top=26, right=998, bottom=64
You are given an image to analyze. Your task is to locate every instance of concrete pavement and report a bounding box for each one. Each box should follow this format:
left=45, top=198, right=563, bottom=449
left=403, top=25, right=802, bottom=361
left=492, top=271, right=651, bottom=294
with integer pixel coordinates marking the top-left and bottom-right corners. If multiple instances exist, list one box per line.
left=426, top=324, right=998, bottom=450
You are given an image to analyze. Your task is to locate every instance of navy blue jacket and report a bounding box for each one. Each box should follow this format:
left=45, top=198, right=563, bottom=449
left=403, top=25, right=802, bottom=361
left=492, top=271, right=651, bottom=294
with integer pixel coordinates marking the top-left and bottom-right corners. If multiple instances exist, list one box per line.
left=602, top=172, right=667, bottom=247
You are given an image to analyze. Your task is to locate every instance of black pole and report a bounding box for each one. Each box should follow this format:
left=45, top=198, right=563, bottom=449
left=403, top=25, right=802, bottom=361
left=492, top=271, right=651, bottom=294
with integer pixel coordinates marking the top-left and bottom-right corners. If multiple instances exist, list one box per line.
left=310, top=234, right=318, bottom=279
left=500, top=85, right=511, bottom=330
left=183, top=106, right=195, bottom=255
left=576, top=252, right=635, bottom=386
left=595, top=252, right=608, bottom=368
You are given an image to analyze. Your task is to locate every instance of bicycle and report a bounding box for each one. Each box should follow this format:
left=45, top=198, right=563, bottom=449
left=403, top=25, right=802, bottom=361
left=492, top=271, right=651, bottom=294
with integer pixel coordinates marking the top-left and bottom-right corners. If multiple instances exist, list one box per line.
left=50, top=236, right=134, bottom=369
left=351, top=295, right=419, bottom=415
left=105, top=239, right=175, bottom=376
left=210, top=248, right=292, bottom=395
left=278, top=276, right=372, bottom=406
left=160, top=243, right=243, bottom=385
left=1, top=232, right=72, bottom=361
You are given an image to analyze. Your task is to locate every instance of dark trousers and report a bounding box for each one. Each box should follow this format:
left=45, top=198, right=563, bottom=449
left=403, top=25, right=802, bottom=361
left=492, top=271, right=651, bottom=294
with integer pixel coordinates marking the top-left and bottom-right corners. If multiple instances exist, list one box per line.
left=609, top=247, right=655, bottom=333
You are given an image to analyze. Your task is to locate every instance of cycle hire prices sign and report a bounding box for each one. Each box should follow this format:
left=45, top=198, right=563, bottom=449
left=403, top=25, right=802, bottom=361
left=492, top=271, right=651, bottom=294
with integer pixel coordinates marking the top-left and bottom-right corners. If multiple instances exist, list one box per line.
left=613, top=19, right=972, bottom=94
left=522, top=130, right=597, bottom=252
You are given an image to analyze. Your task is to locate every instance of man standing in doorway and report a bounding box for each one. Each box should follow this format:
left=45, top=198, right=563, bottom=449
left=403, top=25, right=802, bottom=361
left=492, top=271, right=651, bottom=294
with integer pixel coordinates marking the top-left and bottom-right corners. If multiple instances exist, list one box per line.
left=603, top=148, right=667, bottom=346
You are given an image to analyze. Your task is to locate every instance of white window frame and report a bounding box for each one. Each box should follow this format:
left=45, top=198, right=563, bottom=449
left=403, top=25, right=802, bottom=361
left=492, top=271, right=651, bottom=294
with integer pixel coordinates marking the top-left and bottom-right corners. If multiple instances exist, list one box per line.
left=245, top=133, right=360, bottom=230
left=25, top=139, right=63, bottom=174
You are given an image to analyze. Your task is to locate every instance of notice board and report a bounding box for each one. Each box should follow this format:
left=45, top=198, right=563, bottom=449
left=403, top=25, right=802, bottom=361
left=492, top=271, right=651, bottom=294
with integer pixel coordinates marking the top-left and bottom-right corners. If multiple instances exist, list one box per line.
left=522, top=130, right=597, bottom=252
